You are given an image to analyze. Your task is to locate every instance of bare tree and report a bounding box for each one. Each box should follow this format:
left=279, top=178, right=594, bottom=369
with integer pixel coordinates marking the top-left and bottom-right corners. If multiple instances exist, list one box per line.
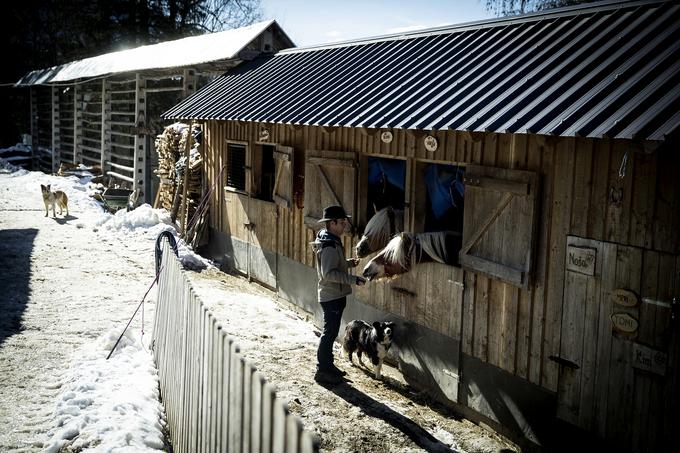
left=196, top=0, right=263, bottom=32
left=483, top=0, right=597, bottom=16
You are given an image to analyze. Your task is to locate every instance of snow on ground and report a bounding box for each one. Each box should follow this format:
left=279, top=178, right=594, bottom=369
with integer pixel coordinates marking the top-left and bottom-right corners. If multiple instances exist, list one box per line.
left=0, top=159, right=518, bottom=453
left=0, top=159, right=206, bottom=451
left=43, top=330, right=166, bottom=452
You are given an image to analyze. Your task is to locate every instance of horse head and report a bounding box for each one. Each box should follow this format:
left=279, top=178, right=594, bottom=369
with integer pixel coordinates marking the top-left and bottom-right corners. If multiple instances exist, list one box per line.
left=362, top=232, right=414, bottom=280
left=362, top=231, right=461, bottom=280
left=355, top=206, right=404, bottom=258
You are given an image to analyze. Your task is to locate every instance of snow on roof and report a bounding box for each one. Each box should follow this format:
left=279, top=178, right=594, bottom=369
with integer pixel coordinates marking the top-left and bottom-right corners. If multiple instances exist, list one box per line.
left=16, top=20, right=292, bottom=86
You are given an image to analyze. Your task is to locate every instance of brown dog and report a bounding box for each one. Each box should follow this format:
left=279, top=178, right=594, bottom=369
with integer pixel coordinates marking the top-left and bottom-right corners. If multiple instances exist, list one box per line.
left=40, top=184, right=69, bottom=218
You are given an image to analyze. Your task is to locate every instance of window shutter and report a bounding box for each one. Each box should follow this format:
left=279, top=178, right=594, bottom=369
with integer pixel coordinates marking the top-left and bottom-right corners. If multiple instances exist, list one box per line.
left=303, top=150, right=357, bottom=229
left=460, top=164, right=539, bottom=288
left=272, top=145, right=294, bottom=207
left=226, top=143, right=247, bottom=191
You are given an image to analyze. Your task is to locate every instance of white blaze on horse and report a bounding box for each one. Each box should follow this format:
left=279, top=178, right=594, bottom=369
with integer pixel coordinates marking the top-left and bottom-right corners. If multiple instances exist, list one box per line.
left=362, top=231, right=462, bottom=280
left=355, top=206, right=404, bottom=258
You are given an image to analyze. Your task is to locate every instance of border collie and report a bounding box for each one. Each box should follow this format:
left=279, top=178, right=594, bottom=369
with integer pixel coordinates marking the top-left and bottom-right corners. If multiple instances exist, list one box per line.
left=342, top=320, right=395, bottom=379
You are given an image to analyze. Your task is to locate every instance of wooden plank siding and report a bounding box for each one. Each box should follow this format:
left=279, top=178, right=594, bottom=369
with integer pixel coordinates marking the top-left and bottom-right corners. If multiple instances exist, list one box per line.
left=201, top=120, right=680, bottom=398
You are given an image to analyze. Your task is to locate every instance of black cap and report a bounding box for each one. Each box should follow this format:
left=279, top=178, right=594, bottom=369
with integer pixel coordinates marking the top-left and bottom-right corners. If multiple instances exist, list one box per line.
left=318, top=205, right=351, bottom=222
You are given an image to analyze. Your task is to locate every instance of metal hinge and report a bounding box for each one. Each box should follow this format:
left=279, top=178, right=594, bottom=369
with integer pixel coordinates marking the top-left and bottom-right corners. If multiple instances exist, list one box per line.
left=448, top=279, right=465, bottom=290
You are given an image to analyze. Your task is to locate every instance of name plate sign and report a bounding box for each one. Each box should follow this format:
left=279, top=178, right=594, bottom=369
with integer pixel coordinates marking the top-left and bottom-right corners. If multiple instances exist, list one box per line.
left=566, top=245, right=597, bottom=276
left=611, top=289, right=639, bottom=307
left=633, top=343, right=667, bottom=376
left=611, top=312, right=638, bottom=335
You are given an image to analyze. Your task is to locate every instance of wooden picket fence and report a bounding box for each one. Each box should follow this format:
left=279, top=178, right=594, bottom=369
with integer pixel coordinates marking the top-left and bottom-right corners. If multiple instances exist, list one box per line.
left=153, top=239, right=317, bottom=452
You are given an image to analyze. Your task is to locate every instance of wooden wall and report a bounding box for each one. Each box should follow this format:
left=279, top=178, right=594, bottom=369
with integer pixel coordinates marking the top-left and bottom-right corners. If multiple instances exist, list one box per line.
left=202, top=120, right=679, bottom=399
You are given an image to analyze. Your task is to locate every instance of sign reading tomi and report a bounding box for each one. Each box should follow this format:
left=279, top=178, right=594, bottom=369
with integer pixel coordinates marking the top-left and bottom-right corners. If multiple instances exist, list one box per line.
left=566, top=245, right=597, bottom=276
left=424, top=135, right=438, bottom=152
left=611, top=312, right=638, bottom=335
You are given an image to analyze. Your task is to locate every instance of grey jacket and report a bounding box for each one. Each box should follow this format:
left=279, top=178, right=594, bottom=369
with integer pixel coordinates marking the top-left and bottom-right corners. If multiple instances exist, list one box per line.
left=312, top=229, right=357, bottom=303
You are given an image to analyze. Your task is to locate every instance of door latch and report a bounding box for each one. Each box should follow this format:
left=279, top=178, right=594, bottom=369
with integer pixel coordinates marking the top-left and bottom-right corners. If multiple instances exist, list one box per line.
left=548, top=355, right=580, bottom=370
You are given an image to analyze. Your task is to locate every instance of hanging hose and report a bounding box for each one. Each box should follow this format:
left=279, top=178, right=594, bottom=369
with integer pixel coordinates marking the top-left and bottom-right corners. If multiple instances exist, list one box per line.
left=155, top=230, right=178, bottom=276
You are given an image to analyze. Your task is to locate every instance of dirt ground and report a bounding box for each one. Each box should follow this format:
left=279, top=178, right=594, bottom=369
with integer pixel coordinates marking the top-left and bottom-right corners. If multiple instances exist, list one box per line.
left=188, top=268, right=520, bottom=453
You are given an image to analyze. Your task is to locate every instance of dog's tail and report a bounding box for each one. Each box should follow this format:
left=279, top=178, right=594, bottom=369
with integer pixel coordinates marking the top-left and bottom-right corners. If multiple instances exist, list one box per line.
left=341, top=322, right=357, bottom=353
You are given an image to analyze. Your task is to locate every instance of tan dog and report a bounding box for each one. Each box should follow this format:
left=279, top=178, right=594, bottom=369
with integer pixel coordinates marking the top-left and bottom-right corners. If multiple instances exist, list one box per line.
left=40, top=184, right=69, bottom=218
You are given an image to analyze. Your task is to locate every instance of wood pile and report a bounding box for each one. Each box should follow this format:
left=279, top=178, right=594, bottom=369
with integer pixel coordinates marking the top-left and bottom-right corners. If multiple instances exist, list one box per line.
left=154, top=123, right=206, bottom=245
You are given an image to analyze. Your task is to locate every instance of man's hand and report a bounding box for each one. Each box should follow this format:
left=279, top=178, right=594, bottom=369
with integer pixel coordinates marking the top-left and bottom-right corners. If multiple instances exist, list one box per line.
left=347, top=257, right=360, bottom=268
left=356, top=276, right=366, bottom=286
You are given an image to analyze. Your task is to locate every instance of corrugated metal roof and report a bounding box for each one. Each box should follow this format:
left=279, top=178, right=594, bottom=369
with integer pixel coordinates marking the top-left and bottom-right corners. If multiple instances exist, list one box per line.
left=163, top=0, right=680, bottom=141
left=16, top=20, right=294, bottom=86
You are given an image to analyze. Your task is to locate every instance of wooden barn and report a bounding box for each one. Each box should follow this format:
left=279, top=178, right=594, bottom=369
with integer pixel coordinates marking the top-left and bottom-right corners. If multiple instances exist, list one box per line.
left=162, top=1, right=680, bottom=450
left=14, top=20, right=293, bottom=203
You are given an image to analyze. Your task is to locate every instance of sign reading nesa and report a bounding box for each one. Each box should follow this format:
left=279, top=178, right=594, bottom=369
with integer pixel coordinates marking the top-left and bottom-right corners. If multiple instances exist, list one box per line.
left=566, top=245, right=597, bottom=276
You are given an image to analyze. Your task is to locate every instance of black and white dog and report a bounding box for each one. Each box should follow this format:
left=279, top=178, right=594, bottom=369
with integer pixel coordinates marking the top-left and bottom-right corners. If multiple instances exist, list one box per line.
left=342, top=320, right=395, bottom=379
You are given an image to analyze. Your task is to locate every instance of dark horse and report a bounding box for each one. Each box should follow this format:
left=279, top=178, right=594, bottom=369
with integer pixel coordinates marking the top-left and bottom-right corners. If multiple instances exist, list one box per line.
left=362, top=231, right=461, bottom=280
left=355, top=206, right=405, bottom=258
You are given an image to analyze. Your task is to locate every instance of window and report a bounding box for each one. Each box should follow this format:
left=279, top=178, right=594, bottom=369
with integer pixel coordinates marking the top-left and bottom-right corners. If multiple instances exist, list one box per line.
left=366, top=157, right=406, bottom=220
left=252, top=144, right=275, bottom=202
left=423, top=163, right=465, bottom=234
left=226, top=143, right=246, bottom=191
left=413, top=161, right=465, bottom=266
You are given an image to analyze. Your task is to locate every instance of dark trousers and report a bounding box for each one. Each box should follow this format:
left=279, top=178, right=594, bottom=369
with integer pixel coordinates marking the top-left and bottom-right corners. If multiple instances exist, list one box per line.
left=316, top=297, right=346, bottom=371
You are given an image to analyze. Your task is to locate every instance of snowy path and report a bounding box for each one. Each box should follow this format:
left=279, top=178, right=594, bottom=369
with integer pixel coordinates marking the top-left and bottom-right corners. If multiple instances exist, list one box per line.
left=0, top=169, right=166, bottom=451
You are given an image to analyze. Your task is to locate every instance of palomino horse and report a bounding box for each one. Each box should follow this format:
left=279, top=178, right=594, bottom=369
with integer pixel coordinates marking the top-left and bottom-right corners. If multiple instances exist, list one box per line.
left=362, top=231, right=461, bottom=280
left=355, top=206, right=404, bottom=258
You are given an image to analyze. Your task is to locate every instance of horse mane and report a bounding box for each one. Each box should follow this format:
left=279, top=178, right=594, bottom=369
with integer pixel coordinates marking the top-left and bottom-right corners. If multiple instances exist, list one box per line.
left=381, top=231, right=456, bottom=269
left=418, top=232, right=452, bottom=264
left=382, top=233, right=415, bottom=270
left=363, top=207, right=395, bottom=249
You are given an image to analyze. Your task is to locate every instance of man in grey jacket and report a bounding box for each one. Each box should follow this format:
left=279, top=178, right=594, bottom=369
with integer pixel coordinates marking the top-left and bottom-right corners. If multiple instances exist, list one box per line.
left=311, top=205, right=366, bottom=384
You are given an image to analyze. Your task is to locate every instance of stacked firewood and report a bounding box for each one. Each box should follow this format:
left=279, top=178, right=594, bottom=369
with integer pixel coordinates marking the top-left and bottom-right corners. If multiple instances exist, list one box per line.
left=154, top=123, right=205, bottom=243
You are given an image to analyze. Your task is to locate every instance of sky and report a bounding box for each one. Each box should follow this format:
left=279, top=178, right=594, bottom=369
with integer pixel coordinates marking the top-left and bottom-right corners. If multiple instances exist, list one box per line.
left=260, top=0, right=495, bottom=47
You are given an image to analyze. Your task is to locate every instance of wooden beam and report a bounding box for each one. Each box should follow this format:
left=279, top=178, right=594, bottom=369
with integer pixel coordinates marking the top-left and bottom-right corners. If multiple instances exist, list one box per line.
left=461, top=130, right=484, bottom=143
left=273, top=194, right=290, bottom=208
left=316, top=165, right=342, bottom=207
left=271, top=161, right=283, bottom=201
left=463, top=175, right=529, bottom=195
left=460, top=192, right=513, bottom=256
left=460, top=254, right=525, bottom=287
left=304, top=216, right=322, bottom=228
left=273, top=151, right=290, bottom=161
left=51, top=86, right=59, bottom=173
left=308, top=156, right=356, bottom=167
